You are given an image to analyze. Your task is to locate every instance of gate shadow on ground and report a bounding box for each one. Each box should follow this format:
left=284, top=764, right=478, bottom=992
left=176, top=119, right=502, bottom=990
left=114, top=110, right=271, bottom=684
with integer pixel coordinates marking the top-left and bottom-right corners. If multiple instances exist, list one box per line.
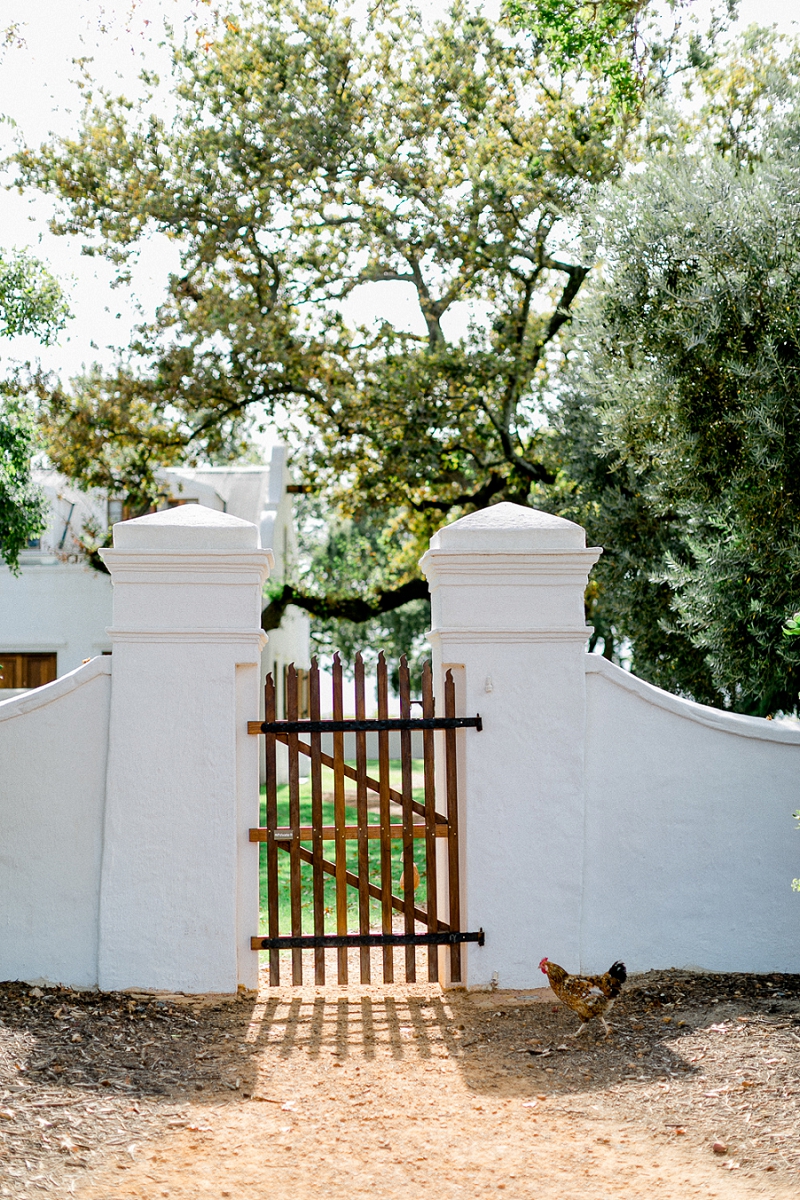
left=241, top=984, right=704, bottom=1099
left=240, top=970, right=800, bottom=1102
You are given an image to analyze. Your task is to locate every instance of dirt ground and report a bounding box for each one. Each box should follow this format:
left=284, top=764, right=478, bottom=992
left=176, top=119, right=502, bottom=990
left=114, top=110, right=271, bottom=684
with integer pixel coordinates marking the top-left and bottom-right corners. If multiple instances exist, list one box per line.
left=1, top=968, right=799, bottom=1199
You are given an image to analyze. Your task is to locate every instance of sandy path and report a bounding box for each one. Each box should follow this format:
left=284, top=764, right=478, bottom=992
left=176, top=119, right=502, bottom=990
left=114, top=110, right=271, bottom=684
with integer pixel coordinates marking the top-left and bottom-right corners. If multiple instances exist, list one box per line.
left=72, top=981, right=794, bottom=1200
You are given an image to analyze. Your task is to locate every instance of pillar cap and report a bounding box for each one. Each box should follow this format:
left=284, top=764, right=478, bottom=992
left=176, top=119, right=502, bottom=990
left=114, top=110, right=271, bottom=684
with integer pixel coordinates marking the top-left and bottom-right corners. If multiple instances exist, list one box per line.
left=428, top=502, right=586, bottom=552
left=113, top=503, right=261, bottom=550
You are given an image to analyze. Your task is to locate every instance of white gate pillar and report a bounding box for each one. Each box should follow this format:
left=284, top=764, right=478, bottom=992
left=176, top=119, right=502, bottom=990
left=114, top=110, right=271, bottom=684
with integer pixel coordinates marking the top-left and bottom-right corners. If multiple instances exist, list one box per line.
left=420, top=503, right=601, bottom=989
left=98, top=505, right=272, bottom=994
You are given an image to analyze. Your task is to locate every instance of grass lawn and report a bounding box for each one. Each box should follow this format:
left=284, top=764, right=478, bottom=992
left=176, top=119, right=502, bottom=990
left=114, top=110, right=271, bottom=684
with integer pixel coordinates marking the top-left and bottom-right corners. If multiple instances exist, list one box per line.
left=257, top=759, right=431, bottom=936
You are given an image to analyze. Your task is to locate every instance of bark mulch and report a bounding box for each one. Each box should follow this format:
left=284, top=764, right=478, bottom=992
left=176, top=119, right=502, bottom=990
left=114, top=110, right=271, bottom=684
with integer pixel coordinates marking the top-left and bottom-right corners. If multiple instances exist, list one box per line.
left=0, top=969, right=798, bottom=1198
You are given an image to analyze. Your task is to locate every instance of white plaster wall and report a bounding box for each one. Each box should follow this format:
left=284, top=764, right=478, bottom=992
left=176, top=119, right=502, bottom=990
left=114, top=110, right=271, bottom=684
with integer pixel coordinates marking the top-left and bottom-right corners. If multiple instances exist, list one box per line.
left=0, top=658, right=111, bottom=987
left=236, top=662, right=262, bottom=987
left=0, top=561, right=112, bottom=674
left=6, top=492, right=799, bottom=995
left=421, top=504, right=602, bottom=990
left=98, top=638, right=258, bottom=993
left=98, top=505, right=271, bottom=994
left=582, top=657, right=800, bottom=975
left=431, top=638, right=592, bottom=989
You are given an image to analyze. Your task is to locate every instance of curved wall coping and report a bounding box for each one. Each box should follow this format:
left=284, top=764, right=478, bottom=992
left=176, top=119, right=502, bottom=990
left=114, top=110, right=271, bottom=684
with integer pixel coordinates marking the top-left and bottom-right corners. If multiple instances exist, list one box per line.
left=0, top=656, right=111, bottom=723
left=586, top=654, right=800, bottom=745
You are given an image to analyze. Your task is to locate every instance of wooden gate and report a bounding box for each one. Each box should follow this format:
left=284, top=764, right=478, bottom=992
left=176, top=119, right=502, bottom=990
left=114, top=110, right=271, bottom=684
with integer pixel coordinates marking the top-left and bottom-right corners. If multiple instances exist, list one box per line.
left=248, top=651, right=483, bottom=986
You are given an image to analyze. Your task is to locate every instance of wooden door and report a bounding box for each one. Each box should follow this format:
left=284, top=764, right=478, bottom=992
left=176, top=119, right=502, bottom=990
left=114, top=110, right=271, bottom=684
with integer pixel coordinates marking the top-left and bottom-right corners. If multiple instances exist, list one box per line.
left=0, top=653, right=57, bottom=689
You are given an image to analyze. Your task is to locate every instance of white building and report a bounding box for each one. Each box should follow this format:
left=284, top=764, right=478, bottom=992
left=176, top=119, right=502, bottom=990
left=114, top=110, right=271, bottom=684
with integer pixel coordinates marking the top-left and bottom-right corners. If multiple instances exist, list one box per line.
left=0, top=445, right=309, bottom=704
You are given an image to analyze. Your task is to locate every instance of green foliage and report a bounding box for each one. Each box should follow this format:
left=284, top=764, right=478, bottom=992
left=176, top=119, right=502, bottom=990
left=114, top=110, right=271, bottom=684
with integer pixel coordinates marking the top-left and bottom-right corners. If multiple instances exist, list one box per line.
left=682, top=20, right=800, bottom=159
left=548, top=380, right=724, bottom=702
left=784, top=612, right=800, bottom=640
left=0, top=249, right=69, bottom=342
left=553, top=33, right=800, bottom=714
left=0, top=394, right=49, bottom=572
left=504, top=0, right=652, bottom=113
left=502, top=1, right=724, bottom=114
left=0, top=250, right=69, bottom=569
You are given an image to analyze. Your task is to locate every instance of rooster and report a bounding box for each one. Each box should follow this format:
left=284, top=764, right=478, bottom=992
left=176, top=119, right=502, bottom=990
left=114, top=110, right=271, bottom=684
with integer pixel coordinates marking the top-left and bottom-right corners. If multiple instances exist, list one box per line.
left=539, top=957, right=626, bottom=1038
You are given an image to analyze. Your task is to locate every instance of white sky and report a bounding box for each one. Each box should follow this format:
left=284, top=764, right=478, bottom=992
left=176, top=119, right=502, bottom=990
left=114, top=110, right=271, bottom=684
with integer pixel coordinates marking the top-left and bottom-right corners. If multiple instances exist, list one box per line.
left=0, top=0, right=797, bottom=423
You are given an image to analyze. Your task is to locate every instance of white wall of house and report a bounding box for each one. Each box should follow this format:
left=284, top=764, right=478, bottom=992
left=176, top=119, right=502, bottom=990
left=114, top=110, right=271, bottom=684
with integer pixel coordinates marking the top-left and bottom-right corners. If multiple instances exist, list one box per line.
left=0, top=472, right=114, bottom=682
left=0, top=559, right=113, bottom=679
left=258, top=444, right=311, bottom=694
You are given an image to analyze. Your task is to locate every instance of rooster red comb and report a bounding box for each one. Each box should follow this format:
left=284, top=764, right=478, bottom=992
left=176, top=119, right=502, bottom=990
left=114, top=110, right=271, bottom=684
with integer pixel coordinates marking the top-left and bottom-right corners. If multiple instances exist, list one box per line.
left=538, top=956, right=549, bottom=974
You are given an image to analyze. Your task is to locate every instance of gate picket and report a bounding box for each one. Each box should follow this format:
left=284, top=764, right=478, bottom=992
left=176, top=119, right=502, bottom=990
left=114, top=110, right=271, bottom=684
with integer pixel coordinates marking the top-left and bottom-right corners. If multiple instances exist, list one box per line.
left=376, top=653, right=394, bottom=983
left=398, top=657, right=416, bottom=982
left=332, top=653, right=348, bottom=984
left=250, top=654, right=483, bottom=985
left=354, top=654, right=371, bottom=983
left=264, top=674, right=280, bottom=987
left=421, top=661, right=439, bottom=982
left=286, top=664, right=303, bottom=985
left=309, top=659, right=325, bottom=985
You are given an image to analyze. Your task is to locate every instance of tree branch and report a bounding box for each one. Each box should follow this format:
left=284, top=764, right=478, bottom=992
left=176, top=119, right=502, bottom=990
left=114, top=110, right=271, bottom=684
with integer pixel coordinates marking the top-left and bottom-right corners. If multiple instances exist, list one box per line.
left=476, top=398, right=555, bottom=484
left=540, top=259, right=590, bottom=343
left=261, top=577, right=430, bottom=631
left=408, top=471, right=508, bottom=512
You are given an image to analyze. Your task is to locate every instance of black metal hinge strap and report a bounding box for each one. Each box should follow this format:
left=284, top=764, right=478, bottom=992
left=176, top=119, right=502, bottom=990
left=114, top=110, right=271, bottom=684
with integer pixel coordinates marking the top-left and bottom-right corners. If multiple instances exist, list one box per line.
left=253, top=716, right=482, bottom=734
left=251, top=930, right=485, bottom=951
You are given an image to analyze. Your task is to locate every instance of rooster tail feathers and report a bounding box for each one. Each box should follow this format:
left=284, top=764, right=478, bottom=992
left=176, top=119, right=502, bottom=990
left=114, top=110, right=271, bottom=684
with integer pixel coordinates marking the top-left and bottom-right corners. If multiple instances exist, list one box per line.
left=608, top=960, right=627, bottom=984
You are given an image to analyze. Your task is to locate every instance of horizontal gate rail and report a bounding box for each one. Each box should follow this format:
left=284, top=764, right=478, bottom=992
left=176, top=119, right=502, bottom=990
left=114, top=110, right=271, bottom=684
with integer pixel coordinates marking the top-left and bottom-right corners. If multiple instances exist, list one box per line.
left=251, top=930, right=485, bottom=951
left=250, top=823, right=449, bottom=841
left=248, top=716, right=482, bottom=734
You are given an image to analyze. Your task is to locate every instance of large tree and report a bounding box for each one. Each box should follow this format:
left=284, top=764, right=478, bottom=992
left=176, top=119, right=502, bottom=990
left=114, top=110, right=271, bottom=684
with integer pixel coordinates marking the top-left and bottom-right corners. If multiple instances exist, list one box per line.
left=551, top=29, right=800, bottom=715
left=15, top=0, right=638, bottom=627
